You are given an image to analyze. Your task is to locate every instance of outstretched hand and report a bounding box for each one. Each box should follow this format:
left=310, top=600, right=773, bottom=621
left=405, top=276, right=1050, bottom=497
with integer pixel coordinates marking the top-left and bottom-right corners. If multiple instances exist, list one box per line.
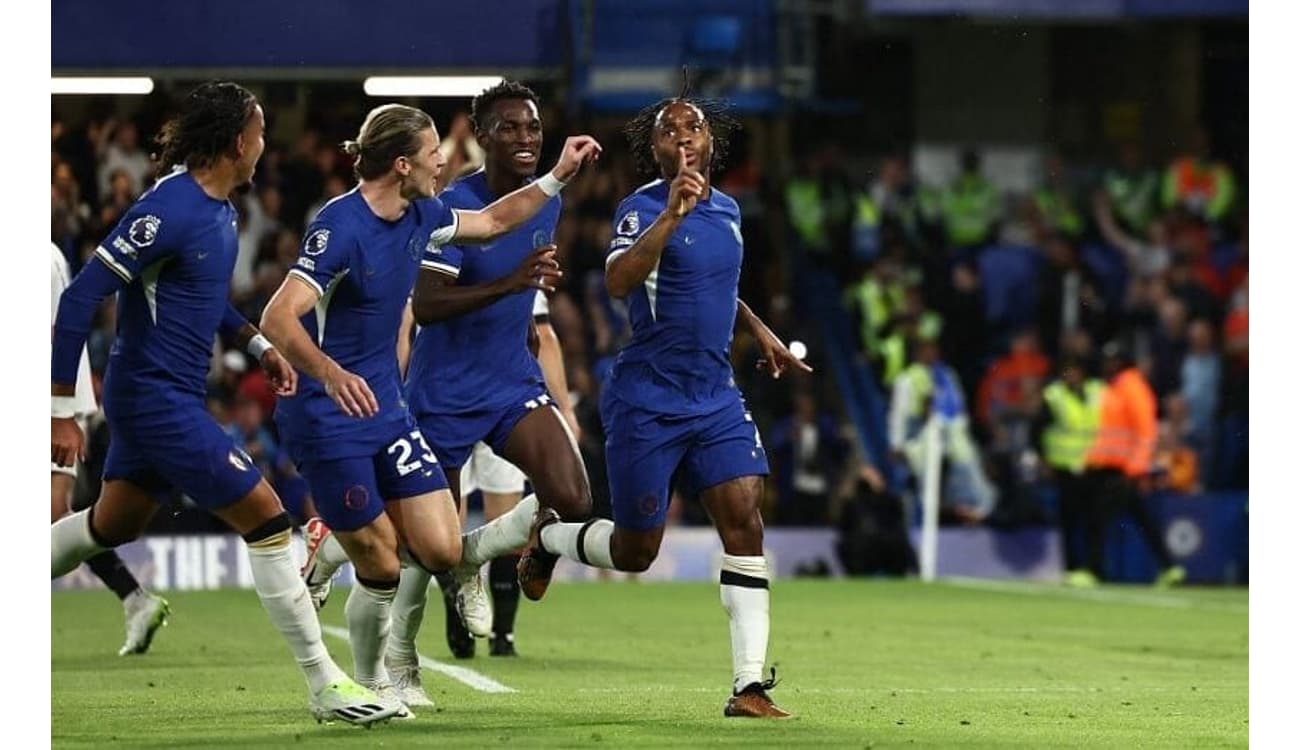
left=554, top=135, right=603, bottom=182
left=754, top=329, right=813, bottom=380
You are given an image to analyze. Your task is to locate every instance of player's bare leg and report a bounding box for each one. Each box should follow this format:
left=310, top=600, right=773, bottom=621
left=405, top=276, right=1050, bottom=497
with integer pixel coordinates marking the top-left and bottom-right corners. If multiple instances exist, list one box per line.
left=700, top=476, right=790, bottom=719
left=493, top=406, right=593, bottom=599
left=213, top=480, right=401, bottom=725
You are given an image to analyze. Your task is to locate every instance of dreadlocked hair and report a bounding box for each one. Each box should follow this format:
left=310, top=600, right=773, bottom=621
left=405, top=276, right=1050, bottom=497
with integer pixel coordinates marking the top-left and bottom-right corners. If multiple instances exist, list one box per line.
left=470, top=80, right=540, bottom=133
left=623, top=96, right=740, bottom=178
left=154, top=81, right=257, bottom=172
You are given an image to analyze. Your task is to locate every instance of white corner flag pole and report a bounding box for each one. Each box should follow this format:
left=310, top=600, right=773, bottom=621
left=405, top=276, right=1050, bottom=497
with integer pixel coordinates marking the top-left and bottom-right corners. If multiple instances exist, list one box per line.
left=919, top=414, right=943, bottom=582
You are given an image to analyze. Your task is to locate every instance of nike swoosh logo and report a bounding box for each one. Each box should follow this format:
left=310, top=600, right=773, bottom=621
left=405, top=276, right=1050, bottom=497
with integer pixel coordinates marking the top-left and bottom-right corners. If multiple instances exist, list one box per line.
left=196, top=252, right=209, bottom=259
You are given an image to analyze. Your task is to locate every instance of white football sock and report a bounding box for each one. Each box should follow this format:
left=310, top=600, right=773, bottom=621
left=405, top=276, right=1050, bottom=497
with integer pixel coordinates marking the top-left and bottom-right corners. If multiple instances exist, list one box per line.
left=540, top=518, right=616, bottom=569
left=386, top=564, right=431, bottom=666
left=316, top=531, right=350, bottom=574
left=345, top=580, right=397, bottom=685
left=720, top=554, right=770, bottom=693
left=52, top=508, right=106, bottom=579
left=460, top=494, right=538, bottom=568
left=245, top=532, right=348, bottom=694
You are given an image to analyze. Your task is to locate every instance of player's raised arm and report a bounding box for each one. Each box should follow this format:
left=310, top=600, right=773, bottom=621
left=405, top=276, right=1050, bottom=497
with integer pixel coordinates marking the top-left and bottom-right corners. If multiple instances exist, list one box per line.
left=606, top=146, right=705, bottom=299
left=450, top=135, right=601, bottom=243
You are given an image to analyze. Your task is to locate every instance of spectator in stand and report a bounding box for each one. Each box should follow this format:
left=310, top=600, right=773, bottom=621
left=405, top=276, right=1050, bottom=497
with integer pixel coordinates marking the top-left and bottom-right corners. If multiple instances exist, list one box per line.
left=1146, top=296, right=1189, bottom=402
left=889, top=334, right=997, bottom=524
left=940, top=148, right=1001, bottom=252
left=1034, top=151, right=1083, bottom=240
left=95, top=120, right=153, bottom=199
left=1156, top=395, right=1200, bottom=494
left=846, top=250, right=906, bottom=383
left=1218, top=278, right=1248, bottom=489
left=1036, top=234, right=1112, bottom=360
left=1162, top=126, right=1235, bottom=226
left=976, top=328, right=1051, bottom=430
left=1081, top=339, right=1185, bottom=586
left=939, top=261, right=987, bottom=400
left=304, top=173, right=348, bottom=226
left=1093, top=189, right=1171, bottom=279
left=1102, top=141, right=1160, bottom=235
left=1181, top=317, right=1221, bottom=477
left=769, top=390, right=850, bottom=526
left=1034, top=356, right=1103, bottom=587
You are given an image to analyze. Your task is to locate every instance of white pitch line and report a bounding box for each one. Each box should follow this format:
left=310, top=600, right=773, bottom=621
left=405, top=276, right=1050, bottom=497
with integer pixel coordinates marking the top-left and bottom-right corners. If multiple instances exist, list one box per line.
left=940, top=577, right=1248, bottom=613
left=321, top=624, right=516, bottom=694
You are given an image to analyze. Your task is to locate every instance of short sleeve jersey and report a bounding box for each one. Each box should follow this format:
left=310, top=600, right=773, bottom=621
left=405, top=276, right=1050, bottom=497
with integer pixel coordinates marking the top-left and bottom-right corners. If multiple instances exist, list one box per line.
left=274, top=189, right=458, bottom=459
left=405, top=170, right=559, bottom=416
left=603, top=180, right=745, bottom=415
left=93, top=169, right=241, bottom=416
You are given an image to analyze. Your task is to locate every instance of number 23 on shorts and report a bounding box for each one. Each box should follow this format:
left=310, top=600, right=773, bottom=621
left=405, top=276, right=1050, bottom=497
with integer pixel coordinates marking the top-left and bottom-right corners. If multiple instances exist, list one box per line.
left=387, top=429, right=438, bottom=476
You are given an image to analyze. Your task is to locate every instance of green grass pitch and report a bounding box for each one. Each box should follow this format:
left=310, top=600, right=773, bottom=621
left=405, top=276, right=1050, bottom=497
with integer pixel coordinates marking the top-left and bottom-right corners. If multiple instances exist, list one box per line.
left=52, top=580, right=1247, bottom=748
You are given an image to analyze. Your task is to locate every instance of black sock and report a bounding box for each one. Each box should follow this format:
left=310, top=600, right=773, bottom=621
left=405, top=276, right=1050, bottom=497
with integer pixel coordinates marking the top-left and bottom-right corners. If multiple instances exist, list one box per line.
left=490, top=554, right=521, bottom=638
left=85, top=551, right=141, bottom=601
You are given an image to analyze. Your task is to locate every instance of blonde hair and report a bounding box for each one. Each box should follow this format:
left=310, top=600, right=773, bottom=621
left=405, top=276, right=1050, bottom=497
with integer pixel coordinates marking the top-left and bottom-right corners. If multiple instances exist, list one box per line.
left=341, top=104, right=435, bottom=180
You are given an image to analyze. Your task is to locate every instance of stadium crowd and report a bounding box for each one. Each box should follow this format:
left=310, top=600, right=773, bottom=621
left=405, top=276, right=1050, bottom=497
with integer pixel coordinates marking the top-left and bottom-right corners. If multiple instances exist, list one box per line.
left=50, top=94, right=1247, bottom=543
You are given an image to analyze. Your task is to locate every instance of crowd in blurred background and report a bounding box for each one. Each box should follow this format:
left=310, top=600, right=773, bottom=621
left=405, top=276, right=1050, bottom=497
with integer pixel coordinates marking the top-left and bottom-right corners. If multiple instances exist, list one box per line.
left=50, top=90, right=1247, bottom=543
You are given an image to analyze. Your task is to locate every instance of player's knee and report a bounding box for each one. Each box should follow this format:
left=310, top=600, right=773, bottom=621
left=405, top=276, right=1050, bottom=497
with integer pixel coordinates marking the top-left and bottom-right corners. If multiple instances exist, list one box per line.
left=718, top=513, right=764, bottom=554
left=411, top=535, right=461, bottom=573
left=612, top=543, right=658, bottom=573
left=547, top=485, right=592, bottom=522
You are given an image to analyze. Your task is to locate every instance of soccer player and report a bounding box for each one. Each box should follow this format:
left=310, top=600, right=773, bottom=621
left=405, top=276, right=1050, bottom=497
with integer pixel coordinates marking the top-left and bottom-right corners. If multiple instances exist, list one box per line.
left=50, top=81, right=400, bottom=726
left=516, top=96, right=809, bottom=718
left=50, top=243, right=170, bottom=657
left=260, top=102, right=599, bottom=712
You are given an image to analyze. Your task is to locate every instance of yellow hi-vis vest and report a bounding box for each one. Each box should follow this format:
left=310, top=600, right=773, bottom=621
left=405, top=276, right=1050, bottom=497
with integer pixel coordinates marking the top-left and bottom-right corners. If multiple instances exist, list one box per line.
left=1041, top=379, right=1102, bottom=474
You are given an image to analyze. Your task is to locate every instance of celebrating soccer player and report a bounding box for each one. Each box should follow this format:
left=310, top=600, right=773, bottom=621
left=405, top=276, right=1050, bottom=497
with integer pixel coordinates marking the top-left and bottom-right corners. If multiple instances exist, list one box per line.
left=50, top=82, right=401, bottom=726
left=518, top=92, right=807, bottom=718
left=260, top=102, right=599, bottom=713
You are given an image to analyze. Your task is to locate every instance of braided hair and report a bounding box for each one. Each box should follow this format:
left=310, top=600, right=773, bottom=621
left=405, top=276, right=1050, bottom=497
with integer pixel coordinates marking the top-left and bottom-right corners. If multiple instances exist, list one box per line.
left=155, top=81, right=257, bottom=172
left=622, top=69, right=740, bottom=178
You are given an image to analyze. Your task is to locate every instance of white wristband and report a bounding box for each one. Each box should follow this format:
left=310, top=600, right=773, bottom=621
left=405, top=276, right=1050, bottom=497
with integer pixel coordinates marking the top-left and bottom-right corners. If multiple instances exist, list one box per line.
left=247, top=334, right=275, bottom=361
left=52, top=395, right=77, bottom=419
left=536, top=171, right=567, bottom=197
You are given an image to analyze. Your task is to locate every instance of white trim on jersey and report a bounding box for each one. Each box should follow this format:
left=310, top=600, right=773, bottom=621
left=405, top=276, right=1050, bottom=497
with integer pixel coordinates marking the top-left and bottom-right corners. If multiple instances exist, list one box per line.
left=313, top=270, right=350, bottom=346
left=420, top=259, right=460, bottom=277
left=429, top=209, right=460, bottom=248
left=605, top=247, right=628, bottom=269
left=286, top=267, right=325, bottom=297
left=140, top=260, right=167, bottom=324
left=94, top=244, right=133, bottom=281
left=645, top=258, right=662, bottom=321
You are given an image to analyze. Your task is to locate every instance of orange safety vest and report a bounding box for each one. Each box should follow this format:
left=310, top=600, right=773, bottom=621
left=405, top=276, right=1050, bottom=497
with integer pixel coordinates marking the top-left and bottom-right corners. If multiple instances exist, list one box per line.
left=1084, top=368, right=1157, bottom=478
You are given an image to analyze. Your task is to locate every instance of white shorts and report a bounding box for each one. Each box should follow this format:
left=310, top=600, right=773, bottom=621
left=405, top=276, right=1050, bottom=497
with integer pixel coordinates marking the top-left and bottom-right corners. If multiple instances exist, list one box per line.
left=459, top=442, right=526, bottom=496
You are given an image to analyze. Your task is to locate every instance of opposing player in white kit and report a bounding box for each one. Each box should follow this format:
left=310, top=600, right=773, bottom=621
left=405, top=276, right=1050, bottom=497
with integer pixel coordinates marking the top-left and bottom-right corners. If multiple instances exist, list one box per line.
left=50, top=244, right=170, bottom=656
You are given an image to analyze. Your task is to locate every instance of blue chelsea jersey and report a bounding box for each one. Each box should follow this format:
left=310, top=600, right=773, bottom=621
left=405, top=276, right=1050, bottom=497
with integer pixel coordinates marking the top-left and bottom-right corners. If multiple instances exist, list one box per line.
left=274, top=189, right=458, bottom=459
left=94, top=169, right=241, bottom=417
left=405, top=170, right=559, bottom=416
left=602, top=180, right=745, bottom=415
